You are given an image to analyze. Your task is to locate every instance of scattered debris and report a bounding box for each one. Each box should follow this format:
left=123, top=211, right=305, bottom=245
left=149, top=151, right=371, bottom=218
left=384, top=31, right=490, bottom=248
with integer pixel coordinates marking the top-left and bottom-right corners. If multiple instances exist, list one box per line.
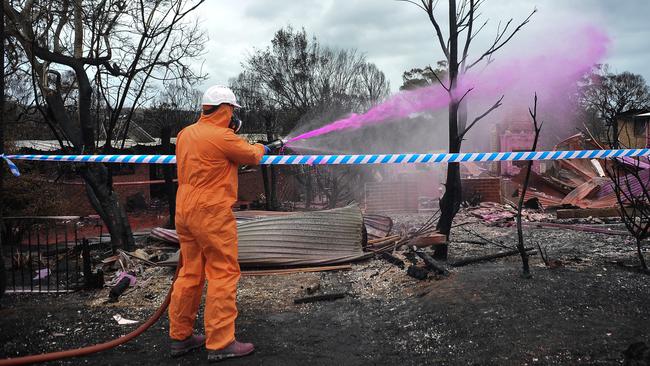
left=300, top=281, right=321, bottom=295
left=409, top=233, right=447, bottom=248
left=505, top=133, right=650, bottom=211
left=241, top=265, right=352, bottom=276
left=293, top=292, right=346, bottom=304
left=467, top=202, right=517, bottom=225
left=556, top=207, right=623, bottom=219
left=362, top=214, right=394, bottom=240
left=523, top=197, right=542, bottom=209
left=112, top=314, right=139, bottom=325
left=108, top=272, right=136, bottom=303
left=449, top=248, right=536, bottom=267
left=366, top=235, right=401, bottom=252
left=413, top=249, right=448, bottom=276
left=32, top=268, right=51, bottom=280
left=523, top=222, right=629, bottom=236
left=406, top=265, right=429, bottom=280
left=150, top=227, right=179, bottom=244
left=379, top=252, right=405, bottom=269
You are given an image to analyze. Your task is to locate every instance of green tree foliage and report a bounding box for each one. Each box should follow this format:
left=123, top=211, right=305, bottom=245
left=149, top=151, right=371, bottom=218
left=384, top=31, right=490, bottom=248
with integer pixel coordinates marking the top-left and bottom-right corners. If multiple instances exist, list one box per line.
left=400, top=61, right=448, bottom=90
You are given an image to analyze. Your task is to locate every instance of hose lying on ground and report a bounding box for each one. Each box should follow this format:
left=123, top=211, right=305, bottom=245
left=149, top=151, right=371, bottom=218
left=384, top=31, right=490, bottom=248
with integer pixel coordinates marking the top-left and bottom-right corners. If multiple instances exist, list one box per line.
left=0, top=260, right=181, bottom=366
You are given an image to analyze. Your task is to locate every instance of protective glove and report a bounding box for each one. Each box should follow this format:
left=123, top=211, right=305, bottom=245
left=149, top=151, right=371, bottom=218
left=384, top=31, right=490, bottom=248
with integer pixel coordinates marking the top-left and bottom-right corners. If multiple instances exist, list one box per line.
left=264, top=139, right=285, bottom=154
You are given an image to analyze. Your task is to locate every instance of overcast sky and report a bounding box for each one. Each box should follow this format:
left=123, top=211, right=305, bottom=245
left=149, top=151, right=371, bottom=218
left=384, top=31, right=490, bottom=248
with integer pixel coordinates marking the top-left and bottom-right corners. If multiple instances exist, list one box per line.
left=194, top=0, right=649, bottom=92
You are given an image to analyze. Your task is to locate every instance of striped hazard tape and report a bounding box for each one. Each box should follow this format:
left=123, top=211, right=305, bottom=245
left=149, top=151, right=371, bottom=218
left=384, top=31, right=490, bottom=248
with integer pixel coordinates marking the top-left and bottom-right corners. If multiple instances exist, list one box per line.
left=2, top=148, right=649, bottom=177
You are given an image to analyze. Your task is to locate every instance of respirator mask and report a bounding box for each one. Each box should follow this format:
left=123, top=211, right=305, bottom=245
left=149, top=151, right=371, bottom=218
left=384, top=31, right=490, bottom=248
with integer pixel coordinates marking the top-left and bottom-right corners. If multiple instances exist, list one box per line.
left=203, top=104, right=243, bottom=133
left=229, top=114, right=243, bottom=134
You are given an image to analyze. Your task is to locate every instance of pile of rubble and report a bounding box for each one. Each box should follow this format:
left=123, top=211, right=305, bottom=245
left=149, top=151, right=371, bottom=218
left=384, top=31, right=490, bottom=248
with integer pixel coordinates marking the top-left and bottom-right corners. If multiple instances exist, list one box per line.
left=513, top=133, right=649, bottom=209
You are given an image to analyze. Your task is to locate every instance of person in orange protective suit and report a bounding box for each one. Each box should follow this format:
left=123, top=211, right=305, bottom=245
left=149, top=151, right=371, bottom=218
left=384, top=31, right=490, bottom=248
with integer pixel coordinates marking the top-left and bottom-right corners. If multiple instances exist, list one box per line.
left=168, top=85, right=283, bottom=362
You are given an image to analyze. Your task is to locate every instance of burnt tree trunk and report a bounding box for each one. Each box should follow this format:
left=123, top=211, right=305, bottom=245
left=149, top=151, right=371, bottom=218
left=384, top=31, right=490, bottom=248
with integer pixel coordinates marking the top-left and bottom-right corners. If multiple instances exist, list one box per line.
left=435, top=1, right=460, bottom=260
left=407, top=0, right=531, bottom=261
left=79, top=165, right=134, bottom=251
left=42, top=65, right=134, bottom=251
left=515, top=172, right=535, bottom=275
left=161, top=126, right=176, bottom=228
left=515, top=94, right=542, bottom=278
left=516, top=172, right=532, bottom=277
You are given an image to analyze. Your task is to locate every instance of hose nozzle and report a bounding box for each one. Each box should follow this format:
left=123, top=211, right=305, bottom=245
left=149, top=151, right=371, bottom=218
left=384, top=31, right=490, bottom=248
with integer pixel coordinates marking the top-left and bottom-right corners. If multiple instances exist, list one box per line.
left=264, top=138, right=285, bottom=154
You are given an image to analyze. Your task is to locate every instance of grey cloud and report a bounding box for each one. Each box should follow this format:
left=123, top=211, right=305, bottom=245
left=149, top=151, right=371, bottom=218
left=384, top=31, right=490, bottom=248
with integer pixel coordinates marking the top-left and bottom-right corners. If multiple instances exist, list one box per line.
left=195, top=0, right=650, bottom=91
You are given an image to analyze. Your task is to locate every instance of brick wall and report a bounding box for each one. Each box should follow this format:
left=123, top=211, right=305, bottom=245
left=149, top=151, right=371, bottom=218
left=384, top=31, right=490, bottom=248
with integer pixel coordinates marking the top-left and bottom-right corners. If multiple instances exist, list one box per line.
left=461, top=177, right=502, bottom=204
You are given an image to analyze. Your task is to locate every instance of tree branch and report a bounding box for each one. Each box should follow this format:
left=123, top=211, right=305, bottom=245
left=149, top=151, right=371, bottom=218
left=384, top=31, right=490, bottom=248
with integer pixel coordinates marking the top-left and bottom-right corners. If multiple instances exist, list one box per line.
left=458, top=94, right=503, bottom=140
left=399, top=0, right=449, bottom=60
left=466, top=8, right=536, bottom=70
left=460, top=0, right=474, bottom=70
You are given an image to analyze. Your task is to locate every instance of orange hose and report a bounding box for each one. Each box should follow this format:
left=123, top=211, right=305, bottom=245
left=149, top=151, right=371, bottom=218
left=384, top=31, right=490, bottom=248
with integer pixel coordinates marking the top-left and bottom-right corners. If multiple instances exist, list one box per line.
left=0, top=261, right=181, bottom=366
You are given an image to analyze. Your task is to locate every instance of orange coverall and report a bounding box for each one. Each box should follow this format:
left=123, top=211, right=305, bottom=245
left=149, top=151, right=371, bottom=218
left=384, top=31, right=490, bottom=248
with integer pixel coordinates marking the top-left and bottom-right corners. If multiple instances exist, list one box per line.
left=169, top=105, right=265, bottom=350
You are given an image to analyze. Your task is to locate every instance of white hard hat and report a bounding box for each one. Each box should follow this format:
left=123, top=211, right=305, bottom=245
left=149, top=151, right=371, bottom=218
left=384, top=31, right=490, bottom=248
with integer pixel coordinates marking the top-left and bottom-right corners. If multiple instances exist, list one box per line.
left=201, top=85, right=241, bottom=108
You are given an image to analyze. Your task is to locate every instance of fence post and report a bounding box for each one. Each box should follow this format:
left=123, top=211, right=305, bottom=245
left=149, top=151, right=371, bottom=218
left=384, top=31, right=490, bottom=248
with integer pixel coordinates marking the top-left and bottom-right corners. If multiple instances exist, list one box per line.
left=81, top=239, right=91, bottom=289
left=81, top=238, right=103, bottom=289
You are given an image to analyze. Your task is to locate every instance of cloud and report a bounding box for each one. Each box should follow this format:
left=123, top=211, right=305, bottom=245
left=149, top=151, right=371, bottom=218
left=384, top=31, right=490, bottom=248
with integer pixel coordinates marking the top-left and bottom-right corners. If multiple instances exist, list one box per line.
left=193, top=0, right=650, bottom=91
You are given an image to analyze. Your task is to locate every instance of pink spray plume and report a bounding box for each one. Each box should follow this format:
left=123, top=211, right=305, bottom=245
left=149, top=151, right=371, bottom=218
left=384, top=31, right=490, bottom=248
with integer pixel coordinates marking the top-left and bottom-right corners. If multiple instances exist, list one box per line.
left=287, top=84, right=451, bottom=143
left=287, top=25, right=609, bottom=144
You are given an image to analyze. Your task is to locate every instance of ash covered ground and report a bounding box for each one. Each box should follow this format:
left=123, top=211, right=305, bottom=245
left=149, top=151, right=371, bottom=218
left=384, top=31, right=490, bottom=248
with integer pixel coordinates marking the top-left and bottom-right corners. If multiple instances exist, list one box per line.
left=1, top=212, right=648, bottom=365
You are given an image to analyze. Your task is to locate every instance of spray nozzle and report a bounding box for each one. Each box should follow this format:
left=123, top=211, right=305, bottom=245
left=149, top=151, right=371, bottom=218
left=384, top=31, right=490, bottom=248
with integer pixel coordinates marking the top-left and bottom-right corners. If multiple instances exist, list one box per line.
left=264, top=138, right=286, bottom=154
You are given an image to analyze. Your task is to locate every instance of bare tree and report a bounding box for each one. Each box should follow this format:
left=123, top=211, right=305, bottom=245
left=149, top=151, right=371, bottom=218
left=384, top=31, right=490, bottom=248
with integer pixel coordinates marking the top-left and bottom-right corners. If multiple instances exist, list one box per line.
left=3, top=0, right=206, bottom=250
left=240, top=26, right=389, bottom=132
left=579, top=65, right=650, bottom=148
left=233, top=26, right=390, bottom=210
left=515, top=93, right=542, bottom=278
left=401, top=0, right=535, bottom=259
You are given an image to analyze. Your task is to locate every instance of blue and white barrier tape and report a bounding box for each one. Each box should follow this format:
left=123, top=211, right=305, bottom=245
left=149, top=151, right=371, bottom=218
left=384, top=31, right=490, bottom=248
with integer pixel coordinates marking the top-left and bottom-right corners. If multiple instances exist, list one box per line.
left=0, top=154, right=21, bottom=177
left=2, top=148, right=649, bottom=177
left=259, top=148, right=650, bottom=165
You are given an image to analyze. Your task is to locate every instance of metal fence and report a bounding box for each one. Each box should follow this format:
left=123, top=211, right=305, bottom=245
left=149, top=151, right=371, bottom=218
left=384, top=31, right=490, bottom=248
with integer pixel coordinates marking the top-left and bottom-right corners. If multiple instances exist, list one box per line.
left=0, top=217, right=102, bottom=293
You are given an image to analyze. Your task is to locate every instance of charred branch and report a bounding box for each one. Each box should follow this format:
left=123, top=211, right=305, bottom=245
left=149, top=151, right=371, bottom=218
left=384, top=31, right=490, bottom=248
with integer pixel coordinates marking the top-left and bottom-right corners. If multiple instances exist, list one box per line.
left=515, top=93, right=543, bottom=278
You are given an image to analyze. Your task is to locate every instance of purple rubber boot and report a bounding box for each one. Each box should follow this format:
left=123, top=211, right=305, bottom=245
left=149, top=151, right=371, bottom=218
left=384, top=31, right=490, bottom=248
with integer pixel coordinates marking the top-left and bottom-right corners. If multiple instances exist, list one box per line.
left=170, top=334, right=206, bottom=357
left=207, top=340, right=255, bottom=362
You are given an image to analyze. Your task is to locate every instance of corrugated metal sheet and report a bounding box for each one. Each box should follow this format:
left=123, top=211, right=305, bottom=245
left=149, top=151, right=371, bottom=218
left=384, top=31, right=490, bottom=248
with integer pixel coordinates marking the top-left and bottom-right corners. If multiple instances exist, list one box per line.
left=580, top=168, right=650, bottom=208
left=154, top=205, right=371, bottom=268
left=363, top=214, right=393, bottom=240
left=237, top=205, right=368, bottom=267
